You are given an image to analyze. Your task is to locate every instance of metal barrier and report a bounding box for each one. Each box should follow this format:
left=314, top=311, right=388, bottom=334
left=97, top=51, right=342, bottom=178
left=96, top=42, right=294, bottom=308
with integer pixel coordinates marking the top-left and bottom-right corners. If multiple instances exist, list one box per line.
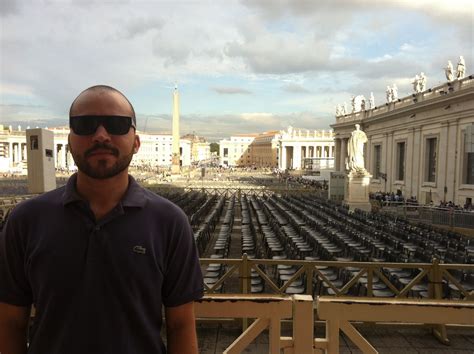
left=194, top=294, right=313, bottom=354
left=149, top=186, right=323, bottom=198
left=201, top=256, right=474, bottom=300
left=378, top=202, right=474, bottom=229
left=316, top=297, right=474, bottom=354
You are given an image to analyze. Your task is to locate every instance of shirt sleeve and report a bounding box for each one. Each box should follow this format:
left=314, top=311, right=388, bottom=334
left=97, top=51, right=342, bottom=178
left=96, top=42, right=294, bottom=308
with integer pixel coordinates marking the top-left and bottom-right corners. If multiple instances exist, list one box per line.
left=0, top=208, right=33, bottom=306
left=162, top=207, right=203, bottom=307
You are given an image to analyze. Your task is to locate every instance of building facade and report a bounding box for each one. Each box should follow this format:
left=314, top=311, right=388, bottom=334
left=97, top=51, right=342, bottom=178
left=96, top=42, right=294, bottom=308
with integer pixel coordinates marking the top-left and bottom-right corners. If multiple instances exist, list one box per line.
left=0, top=125, right=74, bottom=173
left=219, top=134, right=257, bottom=167
left=277, top=126, right=335, bottom=171
left=218, top=128, right=335, bottom=170
left=250, top=131, right=280, bottom=167
left=0, top=126, right=209, bottom=173
left=331, top=76, right=474, bottom=206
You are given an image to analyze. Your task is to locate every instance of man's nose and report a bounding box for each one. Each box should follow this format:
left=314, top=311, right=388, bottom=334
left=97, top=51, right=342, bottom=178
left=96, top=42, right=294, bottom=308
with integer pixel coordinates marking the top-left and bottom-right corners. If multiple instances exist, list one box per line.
left=92, top=124, right=111, bottom=142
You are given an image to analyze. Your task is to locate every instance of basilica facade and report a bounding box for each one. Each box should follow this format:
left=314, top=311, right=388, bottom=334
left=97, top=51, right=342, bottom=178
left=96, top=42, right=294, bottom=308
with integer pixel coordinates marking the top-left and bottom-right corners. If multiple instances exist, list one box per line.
left=331, top=76, right=474, bottom=206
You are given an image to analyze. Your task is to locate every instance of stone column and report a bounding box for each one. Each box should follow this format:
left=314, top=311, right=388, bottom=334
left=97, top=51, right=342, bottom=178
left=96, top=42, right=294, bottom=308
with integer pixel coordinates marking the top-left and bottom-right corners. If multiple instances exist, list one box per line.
left=171, top=86, right=180, bottom=174
left=281, top=144, right=287, bottom=170
left=61, top=144, right=67, bottom=169
left=340, top=139, right=347, bottom=171
left=294, top=144, right=302, bottom=169
left=14, top=143, right=20, bottom=164
left=8, top=142, right=12, bottom=167
left=22, top=143, right=27, bottom=161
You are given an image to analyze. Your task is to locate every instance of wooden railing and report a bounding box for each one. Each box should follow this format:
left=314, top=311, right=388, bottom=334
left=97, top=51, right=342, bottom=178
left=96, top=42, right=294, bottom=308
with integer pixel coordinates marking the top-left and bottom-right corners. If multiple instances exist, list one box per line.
left=316, top=297, right=474, bottom=354
left=194, top=294, right=314, bottom=354
left=195, top=294, right=474, bottom=354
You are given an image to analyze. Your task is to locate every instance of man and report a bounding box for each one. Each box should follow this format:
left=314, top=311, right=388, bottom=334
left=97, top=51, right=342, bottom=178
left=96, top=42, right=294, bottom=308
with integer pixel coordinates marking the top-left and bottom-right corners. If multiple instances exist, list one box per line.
left=0, top=85, right=203, bottom=354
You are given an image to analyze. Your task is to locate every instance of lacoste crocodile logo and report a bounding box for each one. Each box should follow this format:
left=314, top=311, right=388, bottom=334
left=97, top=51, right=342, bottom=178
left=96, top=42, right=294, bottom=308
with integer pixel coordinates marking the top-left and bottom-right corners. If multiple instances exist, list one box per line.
left=133, top=245, right=146, bottom=254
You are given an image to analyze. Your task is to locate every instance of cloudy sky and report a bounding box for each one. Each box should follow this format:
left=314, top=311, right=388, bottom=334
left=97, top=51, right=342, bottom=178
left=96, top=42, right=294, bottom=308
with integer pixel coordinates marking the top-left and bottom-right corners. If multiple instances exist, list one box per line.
left=0, top=0, right=472, bottom=141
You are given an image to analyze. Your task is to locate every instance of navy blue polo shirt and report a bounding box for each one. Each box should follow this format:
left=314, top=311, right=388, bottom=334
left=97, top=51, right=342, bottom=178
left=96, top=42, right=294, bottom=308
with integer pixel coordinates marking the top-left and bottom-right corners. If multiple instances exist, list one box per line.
left=0, top=174, right=203, bottom=354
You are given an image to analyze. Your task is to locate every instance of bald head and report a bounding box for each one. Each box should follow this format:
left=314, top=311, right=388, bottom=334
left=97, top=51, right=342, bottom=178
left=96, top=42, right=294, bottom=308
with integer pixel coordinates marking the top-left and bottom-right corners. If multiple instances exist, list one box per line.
left=69, top=85, right=136, bottom=126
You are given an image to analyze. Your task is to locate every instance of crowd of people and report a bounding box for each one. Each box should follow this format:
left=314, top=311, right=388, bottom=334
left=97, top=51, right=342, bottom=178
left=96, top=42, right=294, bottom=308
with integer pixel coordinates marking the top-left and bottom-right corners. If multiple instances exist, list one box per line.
left=436, top=200, right=473, bottom=212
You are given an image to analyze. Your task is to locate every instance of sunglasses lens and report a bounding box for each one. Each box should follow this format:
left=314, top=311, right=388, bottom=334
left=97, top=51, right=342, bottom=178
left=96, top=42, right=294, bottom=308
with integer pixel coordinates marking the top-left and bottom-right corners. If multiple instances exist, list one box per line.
left=104, top=116, right=132, bottom=135
left=70, top=116, right=132, bottom=135
left=70, top=117, right=98, bottom=135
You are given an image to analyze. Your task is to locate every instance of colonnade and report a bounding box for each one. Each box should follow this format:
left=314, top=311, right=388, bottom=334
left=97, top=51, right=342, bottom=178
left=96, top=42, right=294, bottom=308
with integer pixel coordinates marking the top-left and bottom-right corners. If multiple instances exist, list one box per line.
left=279, top=142, right=335, bottom=170
left=0, top=139, right=75, bottom=171
left=334, top=137, right=349, bottom=172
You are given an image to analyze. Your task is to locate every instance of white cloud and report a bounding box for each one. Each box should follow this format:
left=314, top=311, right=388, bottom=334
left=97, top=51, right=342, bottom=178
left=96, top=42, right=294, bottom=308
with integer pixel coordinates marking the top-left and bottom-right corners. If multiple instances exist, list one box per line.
left=369, top=54, right=393, bottom=63
left=212, top=87, right=252, bottom=95
left=0, top=83, right=35, bottom=97
left=281, top=83, right=311, bottom=94
left=240, top=113, right=278, bottom=124
left=0, top=0, right=472, bottom=140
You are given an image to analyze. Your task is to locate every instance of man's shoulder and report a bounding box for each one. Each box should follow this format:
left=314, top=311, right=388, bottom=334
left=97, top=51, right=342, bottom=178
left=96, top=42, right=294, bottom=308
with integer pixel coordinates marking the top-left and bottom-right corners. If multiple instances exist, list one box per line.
left=141, top=188, right=187, bottom=219
left=10, top=186, right=66, bottom=219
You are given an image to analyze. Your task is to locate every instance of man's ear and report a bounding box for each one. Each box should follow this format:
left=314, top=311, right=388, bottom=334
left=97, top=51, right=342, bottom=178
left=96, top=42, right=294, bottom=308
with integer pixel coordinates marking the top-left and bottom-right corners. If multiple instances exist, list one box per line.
left=67, top=134, right=73, bottom=154
left=134, top=134, right=141, bottom=154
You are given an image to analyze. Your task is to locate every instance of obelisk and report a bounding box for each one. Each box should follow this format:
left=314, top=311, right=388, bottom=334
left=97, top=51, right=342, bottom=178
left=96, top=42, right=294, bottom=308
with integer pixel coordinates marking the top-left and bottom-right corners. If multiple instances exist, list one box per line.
left=171, top=85, right=181, bottom=174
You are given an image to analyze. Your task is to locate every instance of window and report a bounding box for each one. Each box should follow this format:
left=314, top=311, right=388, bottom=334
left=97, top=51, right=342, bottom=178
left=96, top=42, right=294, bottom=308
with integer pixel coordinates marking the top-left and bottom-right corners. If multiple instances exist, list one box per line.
left=466, top=153, right=474, bottom=184
left=396, top=142, right=405, bottom=181
left=464, top=125, right=474, bottom=184
left=223, top=148, right=228, bottom=157
left=373, top=145, right=381, bottom=178
left=425, top=137, right=437, bottom=182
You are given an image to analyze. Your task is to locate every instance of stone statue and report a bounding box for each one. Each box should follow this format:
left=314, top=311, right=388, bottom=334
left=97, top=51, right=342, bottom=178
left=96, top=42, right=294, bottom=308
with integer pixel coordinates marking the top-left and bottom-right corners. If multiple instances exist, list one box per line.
left=386, top=86, right=392, bottom=103
left=342, top=102, right=347, bottom=115
left=351, top=95, right=356, bottom=112
left=456, top=56, right=465, bottom=79
left=347, top=124, right=368, bottom=173
left=287, top=126, right=293, bottom=137
left=419, top=72, right=427, bottom=91
left=360, top=95, right=366, bottom=111
left=369, top=92, right=375, bottom=109
left=445, top=60, right=454, bottom=81
left=391, top=84, right=398, bottom=101
left=335, top=104, right=342, bottom=116
left=413, top=74, right=421, bottom=93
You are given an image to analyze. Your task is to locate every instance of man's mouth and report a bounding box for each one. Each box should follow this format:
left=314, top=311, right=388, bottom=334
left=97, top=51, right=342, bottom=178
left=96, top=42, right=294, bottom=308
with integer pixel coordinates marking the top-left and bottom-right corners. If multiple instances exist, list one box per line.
left=85, top=145, right=119, bottom=157
left=88, top=149, right=115, bottom=156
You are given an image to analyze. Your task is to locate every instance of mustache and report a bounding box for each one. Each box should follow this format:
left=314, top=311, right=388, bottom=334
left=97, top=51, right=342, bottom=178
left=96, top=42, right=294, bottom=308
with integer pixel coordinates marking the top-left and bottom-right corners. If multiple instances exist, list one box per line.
left=85, top=143, right=119, bottom=157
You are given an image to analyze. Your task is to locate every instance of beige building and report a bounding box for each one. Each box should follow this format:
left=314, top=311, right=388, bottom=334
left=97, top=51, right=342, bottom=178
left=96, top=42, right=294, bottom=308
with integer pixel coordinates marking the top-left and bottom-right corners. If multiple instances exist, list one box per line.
left=250, top=131, right=280, bottom=167
left=218, top=128, right=335, bottom=170
left=182, top=134, right=212, bottom=165
left=219, top=134, right=257, bottom=167
left=331, top=76, right=474, bottom=206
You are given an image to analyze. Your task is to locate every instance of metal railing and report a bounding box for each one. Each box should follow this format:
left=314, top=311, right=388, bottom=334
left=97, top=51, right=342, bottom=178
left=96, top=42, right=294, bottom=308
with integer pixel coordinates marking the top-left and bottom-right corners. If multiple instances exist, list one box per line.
left=149, top=186, right=323, bottom=198
left=377, top=202, right=474, bottom=229
left=201, top=255, right=474, bottom=300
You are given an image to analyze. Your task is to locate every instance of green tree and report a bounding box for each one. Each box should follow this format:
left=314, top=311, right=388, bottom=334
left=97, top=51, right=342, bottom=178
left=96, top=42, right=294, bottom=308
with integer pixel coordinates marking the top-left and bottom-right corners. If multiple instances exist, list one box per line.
left=210, top=142, right=219, bottom=155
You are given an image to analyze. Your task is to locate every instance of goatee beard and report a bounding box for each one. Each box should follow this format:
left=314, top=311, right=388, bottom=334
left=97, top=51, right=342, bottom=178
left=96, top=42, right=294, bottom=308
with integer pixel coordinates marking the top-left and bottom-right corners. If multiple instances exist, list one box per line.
left=71, top=143, right=134, bottom=179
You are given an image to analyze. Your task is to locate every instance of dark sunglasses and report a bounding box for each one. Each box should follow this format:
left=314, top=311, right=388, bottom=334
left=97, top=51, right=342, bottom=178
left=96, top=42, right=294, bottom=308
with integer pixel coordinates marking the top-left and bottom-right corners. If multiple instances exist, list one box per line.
left=69, top=115, right=135, bottom=136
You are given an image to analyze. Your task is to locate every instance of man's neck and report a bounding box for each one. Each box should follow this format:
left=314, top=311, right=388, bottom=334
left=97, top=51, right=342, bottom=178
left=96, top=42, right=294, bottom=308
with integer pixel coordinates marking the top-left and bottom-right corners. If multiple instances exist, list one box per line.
left=75, top=170, right=130, bottom=220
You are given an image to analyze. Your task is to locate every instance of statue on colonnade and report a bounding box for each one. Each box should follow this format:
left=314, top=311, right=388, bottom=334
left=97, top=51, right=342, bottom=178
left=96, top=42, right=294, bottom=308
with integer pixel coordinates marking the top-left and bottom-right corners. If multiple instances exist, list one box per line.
left=346, top=124, right=368, bottom=174
left=445, top=60, right=454, bottom=81
left=456, top=56, right=465, bottom=79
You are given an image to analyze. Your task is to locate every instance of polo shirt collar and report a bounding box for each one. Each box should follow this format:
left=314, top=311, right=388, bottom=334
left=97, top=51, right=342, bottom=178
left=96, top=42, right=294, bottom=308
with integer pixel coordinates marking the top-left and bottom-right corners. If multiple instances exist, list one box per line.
left=122, top=175, right=147, bottom=208
left=62, top=173, right=146, bottom=208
